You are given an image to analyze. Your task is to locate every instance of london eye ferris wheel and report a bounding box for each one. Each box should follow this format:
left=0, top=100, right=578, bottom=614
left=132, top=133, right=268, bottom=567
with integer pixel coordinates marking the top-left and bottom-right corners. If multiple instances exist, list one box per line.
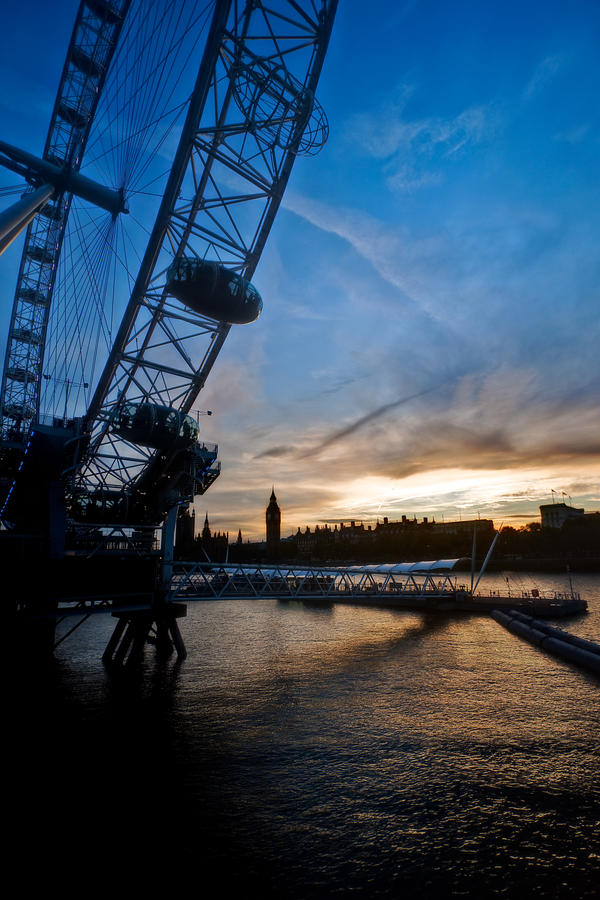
left=0, top=0, right=337, bottom=533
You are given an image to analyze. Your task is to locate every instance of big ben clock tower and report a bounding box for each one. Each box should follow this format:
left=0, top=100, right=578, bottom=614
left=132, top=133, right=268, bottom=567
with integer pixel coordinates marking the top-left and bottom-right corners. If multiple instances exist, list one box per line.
left=266, top=487, right=281, bottom=554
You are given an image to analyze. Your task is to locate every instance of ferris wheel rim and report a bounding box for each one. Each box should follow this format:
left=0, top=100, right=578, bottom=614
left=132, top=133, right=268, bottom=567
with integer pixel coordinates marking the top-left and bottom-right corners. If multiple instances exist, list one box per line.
left=0, top=0, right=339, bottom=530
left=0, top=0, right=132, bottom=443
left=0, top=0, right=223, bottom=441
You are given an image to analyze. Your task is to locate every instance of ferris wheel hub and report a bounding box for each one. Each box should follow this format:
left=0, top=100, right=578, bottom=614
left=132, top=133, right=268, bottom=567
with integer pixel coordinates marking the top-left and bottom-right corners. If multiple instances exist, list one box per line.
left=0, top=141, right=128, bottom=218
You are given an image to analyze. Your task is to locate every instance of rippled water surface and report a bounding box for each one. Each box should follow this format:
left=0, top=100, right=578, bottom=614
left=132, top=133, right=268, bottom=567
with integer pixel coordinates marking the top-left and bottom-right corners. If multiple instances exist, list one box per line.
left=10, top=572, right=600, bottom=896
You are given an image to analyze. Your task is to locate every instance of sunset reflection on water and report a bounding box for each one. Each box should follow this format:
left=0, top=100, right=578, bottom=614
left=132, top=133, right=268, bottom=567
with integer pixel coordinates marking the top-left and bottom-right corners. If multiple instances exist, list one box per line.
left=9, top=571, right=600, bottom=897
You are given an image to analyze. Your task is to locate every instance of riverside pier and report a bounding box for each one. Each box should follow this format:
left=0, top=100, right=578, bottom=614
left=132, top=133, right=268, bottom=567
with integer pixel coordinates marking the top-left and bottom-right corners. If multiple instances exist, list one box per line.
left=169, top=560, right=586, bottom=618
left=7, top=548, right=587, bottom=666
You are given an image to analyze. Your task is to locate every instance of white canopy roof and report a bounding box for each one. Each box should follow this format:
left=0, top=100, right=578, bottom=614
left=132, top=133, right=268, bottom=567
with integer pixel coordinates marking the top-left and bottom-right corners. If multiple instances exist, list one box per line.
left=345, top=559, right=465, bottom=574
left=196, top=559, right=465, bottom=575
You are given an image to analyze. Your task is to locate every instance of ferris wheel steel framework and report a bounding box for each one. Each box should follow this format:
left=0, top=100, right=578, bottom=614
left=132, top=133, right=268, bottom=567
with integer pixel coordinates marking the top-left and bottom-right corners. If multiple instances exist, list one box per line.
left=0, top=0, right=338, bottom=532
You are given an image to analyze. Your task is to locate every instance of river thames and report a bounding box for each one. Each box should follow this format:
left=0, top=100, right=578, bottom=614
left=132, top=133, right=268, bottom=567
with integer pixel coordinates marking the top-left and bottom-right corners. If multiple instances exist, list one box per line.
left=9, top=571, right=600, bottom=896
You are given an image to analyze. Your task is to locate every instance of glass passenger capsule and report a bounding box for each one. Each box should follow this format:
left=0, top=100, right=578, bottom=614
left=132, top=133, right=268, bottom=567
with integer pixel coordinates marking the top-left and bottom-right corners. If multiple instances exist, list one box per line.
left=19, top=288, right=48, bottom=306
left=6, top=367, right=37, bottom=383
left=165, top=258, right=263, bottom=324
left=71, top=490, right=125, bottom=523
left=3, top=403, right=34, bottom=420
left=70, top=47, right=102, bottom=79
left=57, top=101, right=88, bottom=130
left=12, top=328, right=42, bottom=345
left=111, top=401, right=200, bottom=451
left=85, top=0, right=123, bottom=25
left=27, top=245, right=55, bottom=265
left=38, top=202, right=63, bottom=222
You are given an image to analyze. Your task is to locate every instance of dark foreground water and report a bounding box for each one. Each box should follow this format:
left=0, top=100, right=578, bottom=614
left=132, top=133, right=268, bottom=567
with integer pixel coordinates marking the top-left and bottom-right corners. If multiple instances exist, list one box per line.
left=9, top=572, right=600, bottom=897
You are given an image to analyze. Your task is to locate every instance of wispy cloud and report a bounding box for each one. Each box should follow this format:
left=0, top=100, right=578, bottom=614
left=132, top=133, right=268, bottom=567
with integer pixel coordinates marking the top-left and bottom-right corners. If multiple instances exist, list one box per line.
left=553, top=124, right=590, bottom=144
left=387, top=167, right=442, bottom=193
left=298, top=384, right=445, bottom=457
left=219, top=347, right=600, bottom=536
left=345, top=86, right=498, bottom=193
left=283, top=190, right=453, bottom=323
left=523, top=54, right=565, bottom=102
left=254, top=445, right=295, bottom=459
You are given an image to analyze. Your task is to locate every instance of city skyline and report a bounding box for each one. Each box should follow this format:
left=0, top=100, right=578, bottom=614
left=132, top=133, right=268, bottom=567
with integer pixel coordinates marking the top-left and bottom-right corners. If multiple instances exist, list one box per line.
left=1, top=0, right=599, bottom=540
left=190, top=0, right=600, bottom=539
left=200, top=485, right=581, bottom=545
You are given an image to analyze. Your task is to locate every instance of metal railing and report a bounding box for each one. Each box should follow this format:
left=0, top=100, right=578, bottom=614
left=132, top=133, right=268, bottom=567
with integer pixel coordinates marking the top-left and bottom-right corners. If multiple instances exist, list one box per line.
left=169, top=562, right=459, bottom=602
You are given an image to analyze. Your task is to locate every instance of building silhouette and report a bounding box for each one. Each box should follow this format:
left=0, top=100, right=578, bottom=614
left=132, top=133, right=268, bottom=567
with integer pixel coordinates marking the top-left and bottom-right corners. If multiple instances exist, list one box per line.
left=197, top=511, right=228, bottom=561
left=539, top=501, right=584, bottom=529
left=180, top=497, right=600, bottom=569
left=266, top=487, right=281, bottom=557
left=290, top=515, right=495, bottom=562
left=201, top=511, right=211, bottom=543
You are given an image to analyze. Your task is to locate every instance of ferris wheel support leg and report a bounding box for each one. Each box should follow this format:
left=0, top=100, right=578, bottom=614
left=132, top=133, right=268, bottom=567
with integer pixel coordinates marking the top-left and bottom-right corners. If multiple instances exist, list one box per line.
left=102, top=604, right=187, bottom=667
left=161, top=505, right=177, bottom=590
left=102, top=506, right=187, bottom=666
left=0, top=184, right=54, bottom=256
left=48, top=480, right=67, bottom=559
left=156, top=504, right=188, bottom=660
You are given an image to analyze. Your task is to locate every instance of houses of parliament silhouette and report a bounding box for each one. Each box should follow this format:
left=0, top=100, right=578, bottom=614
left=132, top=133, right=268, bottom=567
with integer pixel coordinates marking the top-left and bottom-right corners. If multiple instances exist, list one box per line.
left=172, top=484, right=600, bottom=567
left=174, top=488, right=503, bottom=565
left=175, top=488, right=282, bottom=561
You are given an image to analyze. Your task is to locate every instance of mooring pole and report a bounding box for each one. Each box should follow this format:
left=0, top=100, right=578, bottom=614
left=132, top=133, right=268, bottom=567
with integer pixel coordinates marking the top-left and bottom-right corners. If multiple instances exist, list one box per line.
left=472, top=531, right=500, bottom=594
left=470, top=524, right=477, bottom=594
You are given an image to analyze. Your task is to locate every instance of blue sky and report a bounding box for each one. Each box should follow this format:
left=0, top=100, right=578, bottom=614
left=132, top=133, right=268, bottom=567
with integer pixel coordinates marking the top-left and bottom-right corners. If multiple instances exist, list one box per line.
left=1, top=0, right=599, bottom=539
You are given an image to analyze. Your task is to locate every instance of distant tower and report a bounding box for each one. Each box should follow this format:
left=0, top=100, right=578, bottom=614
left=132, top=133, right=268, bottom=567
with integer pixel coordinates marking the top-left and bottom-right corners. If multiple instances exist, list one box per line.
left=266, top=487, right=281, bottom=553
left=202, top=512, right=211, bottom=543
left=236, top=529, right=243, bottom=544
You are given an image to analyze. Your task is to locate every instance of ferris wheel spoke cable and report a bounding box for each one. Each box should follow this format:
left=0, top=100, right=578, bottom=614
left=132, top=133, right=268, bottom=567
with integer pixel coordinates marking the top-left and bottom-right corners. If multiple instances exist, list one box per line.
left=125, top=102, right=190, bottom=195
left=121, top=214, right=145, bottom=274
left=44, top=173, right=156, bottom=417
left=42, top=4, right=218, bottom=411
left=89, top=99, right=187, bottom=194
left=127, top=211, right=151, bottom=237
left=2, top=0, right=339, bottom=528
left=119, top=5, right=174, bottom=182
left=85, top=1, right=212, bottom=190
left=59, top=213, right=112, bottom=350
left=47, top=208, right=116, bottom=384
left=83, top=1, right=165, bottom=170
left=0, top=183, right=27, bottom=197
left=70, top=217, right=116, bottom=384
